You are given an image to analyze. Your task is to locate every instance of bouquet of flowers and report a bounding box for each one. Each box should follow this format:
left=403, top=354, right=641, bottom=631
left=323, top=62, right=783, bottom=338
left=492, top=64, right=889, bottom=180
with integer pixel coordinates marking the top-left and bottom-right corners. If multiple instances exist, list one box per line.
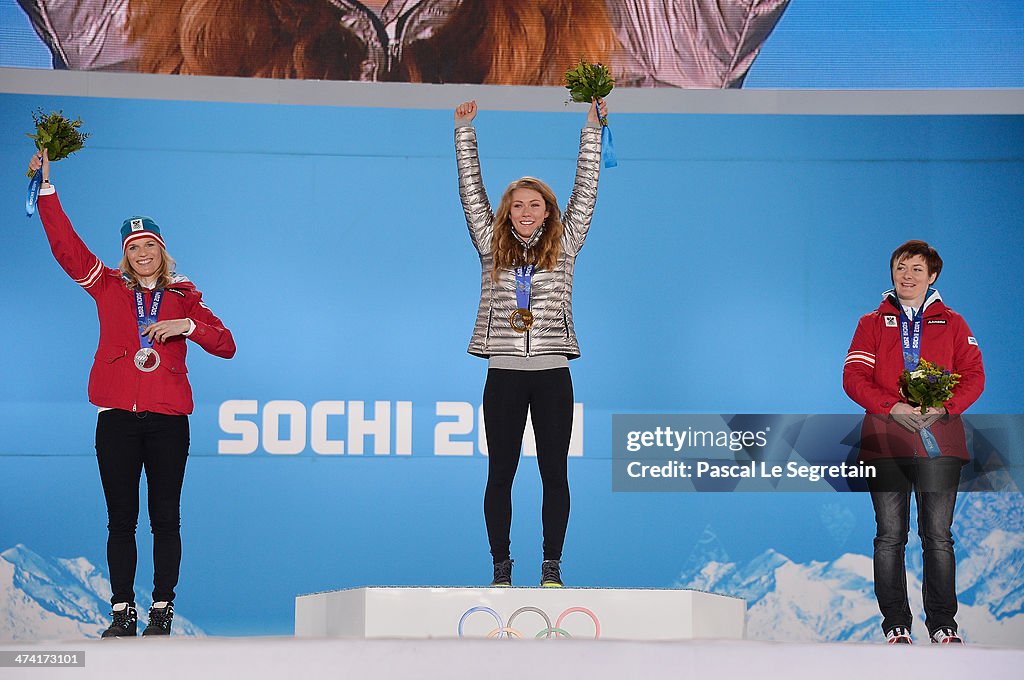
left=900, top=359, right=961, bottom=415
left=563, top=59, right=614, bottom=125
left=25, top=109, right=89, bottom=177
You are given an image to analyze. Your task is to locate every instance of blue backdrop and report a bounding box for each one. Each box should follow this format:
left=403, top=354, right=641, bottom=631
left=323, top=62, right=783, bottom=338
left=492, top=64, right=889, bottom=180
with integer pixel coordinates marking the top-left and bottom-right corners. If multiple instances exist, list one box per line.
left=1, top=93, right=1022, bottom=638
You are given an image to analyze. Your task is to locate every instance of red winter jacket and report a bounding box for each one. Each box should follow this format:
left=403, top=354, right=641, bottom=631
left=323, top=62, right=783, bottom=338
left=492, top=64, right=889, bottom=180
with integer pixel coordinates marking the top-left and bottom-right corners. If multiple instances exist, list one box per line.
left=843, top=291, right=984, bottom=460
left=38, top=188, right=235, bottom=416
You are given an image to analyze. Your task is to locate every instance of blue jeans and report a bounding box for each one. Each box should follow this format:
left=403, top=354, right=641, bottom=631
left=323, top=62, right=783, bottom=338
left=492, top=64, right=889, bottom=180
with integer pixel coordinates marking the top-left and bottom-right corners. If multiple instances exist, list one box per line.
left=868, top=457, right=962, bottom=635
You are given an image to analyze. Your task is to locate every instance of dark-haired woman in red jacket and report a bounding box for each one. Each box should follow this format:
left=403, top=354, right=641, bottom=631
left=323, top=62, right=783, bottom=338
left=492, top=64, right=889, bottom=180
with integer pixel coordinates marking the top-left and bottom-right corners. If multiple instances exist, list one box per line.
left=843, top=240, right=984, bottom=645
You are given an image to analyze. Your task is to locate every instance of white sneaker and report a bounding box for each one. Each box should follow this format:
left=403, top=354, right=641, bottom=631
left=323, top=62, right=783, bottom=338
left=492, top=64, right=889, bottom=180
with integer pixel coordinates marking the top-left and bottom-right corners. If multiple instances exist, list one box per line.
left=930, top=627, right=963, bottom=644
left=885, top=626, right=913, bottom=644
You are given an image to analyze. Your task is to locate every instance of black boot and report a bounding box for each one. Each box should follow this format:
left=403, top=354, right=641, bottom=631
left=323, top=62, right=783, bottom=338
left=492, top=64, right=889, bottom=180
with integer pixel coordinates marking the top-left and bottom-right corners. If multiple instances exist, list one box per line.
left=101, top=603, right=137, bottom=638
left=142, top=602, right=174, bottom=636
left=541, top=560, right=563, bottom=587
left=490, top=559, right=513, bottom=587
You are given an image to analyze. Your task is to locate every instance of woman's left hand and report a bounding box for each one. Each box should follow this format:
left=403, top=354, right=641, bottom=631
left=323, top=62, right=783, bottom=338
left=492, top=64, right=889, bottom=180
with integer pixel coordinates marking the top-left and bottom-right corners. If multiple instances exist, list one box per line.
left=143, top=319, right=191, bottom=344
left=587, top=97, right=609, bottom=126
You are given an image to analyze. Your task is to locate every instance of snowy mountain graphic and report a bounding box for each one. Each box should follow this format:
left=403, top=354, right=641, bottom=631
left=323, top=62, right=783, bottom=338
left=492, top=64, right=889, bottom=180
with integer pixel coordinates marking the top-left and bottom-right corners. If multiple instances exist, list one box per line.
left=0, top=544, right=204, bottom=640
left=676, top=493, right=1024, bottom=647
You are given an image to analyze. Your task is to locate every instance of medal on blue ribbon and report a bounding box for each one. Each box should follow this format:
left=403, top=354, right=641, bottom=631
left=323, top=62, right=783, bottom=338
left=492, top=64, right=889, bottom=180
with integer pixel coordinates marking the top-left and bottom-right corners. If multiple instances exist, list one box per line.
left=134, top=289, right=164, bottom=372
left=509, top=265, right=535, bottom=333
left=899, top=297, right=941, bottom=457
left=25, top=167, right=42, bottom=217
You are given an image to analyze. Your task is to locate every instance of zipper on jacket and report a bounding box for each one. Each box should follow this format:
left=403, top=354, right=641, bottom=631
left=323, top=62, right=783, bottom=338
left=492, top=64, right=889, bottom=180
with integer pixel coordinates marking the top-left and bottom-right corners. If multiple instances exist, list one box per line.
left=132, top=374, right=141, bottom=413
left=523, top=244, right=531, bottom=357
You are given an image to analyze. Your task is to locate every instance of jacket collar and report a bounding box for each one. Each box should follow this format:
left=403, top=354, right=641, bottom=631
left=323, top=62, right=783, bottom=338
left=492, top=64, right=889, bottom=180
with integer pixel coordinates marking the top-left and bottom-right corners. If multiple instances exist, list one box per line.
left=328, top=0, right=461, bottom=79
left=511, top=225, right=544, bottom=250
left=881, top=287, right=944, bottom=315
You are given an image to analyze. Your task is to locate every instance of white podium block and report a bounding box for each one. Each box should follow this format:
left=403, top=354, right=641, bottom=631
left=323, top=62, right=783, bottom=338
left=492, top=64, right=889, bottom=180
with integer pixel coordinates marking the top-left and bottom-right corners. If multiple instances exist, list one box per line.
left=295, top=587, right=745, bottom=641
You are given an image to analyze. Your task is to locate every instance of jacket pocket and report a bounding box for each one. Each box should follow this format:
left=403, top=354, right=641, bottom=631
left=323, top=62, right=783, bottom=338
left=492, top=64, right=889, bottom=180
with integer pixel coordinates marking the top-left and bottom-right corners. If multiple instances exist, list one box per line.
left=163, top=361, right=189, bottom=376
left=95, top=345, right=128, bottom=363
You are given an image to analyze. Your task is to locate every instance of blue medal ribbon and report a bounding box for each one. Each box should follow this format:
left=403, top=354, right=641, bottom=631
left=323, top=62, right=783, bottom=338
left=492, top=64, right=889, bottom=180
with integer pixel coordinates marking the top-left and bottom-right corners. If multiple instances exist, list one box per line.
left=136, top=288, right=164, bottom=349
left=899, top=303, right=923, bottom=371
left=899, top=295, right=941, bottom=457
left=601, top=124, right=617, bottom=169
left=514, top=265, right=535, bottom=310
left=25, top=167, right=42, bottom=217
left=919, top=428, right=941, bottom=456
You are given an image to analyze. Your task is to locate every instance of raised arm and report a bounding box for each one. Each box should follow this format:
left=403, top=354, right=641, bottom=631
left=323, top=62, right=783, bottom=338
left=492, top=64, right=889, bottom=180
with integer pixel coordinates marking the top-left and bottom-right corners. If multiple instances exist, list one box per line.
left=454, top=101, right=494, bottom=255
left=29, top=149, right=115, bottom=297
left=612, top=0, right=791, bottom=88
left=562, top=99, right=605, bottom=256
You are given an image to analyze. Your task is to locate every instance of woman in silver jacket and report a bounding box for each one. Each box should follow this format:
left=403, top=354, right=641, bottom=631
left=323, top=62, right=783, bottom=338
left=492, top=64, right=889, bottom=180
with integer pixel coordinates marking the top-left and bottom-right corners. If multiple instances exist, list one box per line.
left=454, top=98, right=604, bottom=587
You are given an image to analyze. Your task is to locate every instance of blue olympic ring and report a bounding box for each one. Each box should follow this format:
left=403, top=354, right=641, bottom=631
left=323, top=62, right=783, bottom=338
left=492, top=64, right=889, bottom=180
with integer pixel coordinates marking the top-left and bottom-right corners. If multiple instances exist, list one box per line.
left=458, top=607, right=503, bottom=638
left=457, top=605, right=600, bottom=640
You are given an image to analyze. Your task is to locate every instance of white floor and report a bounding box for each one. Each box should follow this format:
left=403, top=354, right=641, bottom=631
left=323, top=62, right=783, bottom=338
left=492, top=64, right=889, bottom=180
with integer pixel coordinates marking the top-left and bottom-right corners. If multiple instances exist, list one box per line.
left=1, top=637, right=1021, bottom=680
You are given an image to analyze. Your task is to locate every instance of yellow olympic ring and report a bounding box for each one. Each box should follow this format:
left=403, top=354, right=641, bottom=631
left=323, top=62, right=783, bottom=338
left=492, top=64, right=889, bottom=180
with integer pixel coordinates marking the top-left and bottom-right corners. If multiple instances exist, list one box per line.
left=486, top=627, right=523, bottom=639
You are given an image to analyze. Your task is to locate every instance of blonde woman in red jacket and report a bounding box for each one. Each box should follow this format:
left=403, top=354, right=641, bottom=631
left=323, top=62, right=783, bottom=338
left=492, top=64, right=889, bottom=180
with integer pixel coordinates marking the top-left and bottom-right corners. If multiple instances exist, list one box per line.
left=843, top=240, right=984, bottom=645
left=29, top=149, right=236, bottom=638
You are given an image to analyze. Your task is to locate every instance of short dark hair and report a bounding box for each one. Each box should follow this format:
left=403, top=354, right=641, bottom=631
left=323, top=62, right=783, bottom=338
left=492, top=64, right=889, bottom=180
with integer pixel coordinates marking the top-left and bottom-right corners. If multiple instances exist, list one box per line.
left=890, top=240, right=943, bottom=283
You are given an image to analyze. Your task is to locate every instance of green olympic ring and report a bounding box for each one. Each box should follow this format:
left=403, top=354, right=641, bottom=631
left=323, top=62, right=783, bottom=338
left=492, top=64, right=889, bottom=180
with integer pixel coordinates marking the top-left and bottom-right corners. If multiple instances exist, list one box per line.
left=535, top=627, right=572, bottom=639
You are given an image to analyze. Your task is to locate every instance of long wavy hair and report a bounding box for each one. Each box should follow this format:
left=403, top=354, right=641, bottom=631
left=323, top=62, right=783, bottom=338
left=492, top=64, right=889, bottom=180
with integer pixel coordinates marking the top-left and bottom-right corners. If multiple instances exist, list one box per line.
left=119, top=246, right=178, bottom=290
left=491, top=177, right=562, bottom=281
left=127, top=0, right=616, bottom=84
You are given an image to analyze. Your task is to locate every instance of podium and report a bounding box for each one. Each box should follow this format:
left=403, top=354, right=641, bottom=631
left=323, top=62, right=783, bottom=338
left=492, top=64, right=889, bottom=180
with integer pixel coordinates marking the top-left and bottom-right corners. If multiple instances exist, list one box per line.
left=295, top=587, right=745, bottom=641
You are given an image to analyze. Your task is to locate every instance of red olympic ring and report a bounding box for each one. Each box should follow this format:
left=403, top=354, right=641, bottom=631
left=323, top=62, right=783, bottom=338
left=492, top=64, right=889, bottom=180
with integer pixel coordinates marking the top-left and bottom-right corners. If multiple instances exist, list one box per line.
left=555, top=607, right=601, bottom=639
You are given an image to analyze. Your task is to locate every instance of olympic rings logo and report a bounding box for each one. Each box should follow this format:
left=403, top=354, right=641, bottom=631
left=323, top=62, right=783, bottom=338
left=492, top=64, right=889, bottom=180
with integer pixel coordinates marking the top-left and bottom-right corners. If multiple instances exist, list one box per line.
left=457, top=606, right=601, bottom=640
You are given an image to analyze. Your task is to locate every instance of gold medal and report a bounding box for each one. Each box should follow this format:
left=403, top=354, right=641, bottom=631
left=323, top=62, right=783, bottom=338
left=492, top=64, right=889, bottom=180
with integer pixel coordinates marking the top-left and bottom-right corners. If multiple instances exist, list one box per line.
left=509, top=308, right=534, bottom=333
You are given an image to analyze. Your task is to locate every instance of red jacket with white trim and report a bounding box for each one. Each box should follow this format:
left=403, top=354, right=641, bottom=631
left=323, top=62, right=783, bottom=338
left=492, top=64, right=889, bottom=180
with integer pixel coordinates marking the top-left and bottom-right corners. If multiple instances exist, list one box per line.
left=37, top=188, right=235, bottom=416
left=843, top=290, right=984, bottom=460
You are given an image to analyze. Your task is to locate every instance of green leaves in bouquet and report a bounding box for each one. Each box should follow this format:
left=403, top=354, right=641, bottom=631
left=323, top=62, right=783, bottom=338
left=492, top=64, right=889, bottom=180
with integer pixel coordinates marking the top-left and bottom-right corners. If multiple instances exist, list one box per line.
left=563, top=58, right=614, bottom=124
left=903, top=382, right=932, bottom=413
left=899, top=359, right=961, bottom=415
left=25, top=109, right=90, bottom=177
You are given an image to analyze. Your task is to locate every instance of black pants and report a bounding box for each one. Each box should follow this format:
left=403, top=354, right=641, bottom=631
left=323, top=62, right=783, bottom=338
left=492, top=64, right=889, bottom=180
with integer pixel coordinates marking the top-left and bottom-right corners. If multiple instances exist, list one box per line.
left=482, top=368, right=573, bottom=563
left=867, top=456, right=962, bottom=635
left=95, top=409, right=189, bottom=606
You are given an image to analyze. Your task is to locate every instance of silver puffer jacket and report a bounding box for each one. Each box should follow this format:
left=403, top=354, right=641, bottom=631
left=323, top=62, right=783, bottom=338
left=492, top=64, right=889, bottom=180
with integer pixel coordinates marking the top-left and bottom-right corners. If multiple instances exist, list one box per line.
left=19, top=0, right=789, bottom=88
left=456, top=125, right=601, bottom=360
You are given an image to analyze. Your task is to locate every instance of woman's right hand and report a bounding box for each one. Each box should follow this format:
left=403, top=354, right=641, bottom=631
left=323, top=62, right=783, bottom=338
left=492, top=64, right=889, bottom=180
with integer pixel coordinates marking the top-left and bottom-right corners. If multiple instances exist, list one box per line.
left=455, top=100, right=477, bottom=126
left=588, top=97, right=608, bottom=126
left=889, top=401, right=923, bottom=432
left=28, top=148, right=49, bottom=182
